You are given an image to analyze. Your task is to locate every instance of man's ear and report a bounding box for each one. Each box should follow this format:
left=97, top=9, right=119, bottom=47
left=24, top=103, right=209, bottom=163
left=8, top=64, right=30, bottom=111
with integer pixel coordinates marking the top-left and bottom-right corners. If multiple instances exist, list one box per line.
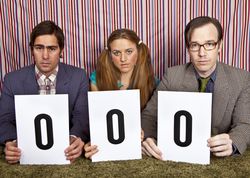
left=60, top=49, right=64, bottom=58
left=218, top=40, right=223, bottom=53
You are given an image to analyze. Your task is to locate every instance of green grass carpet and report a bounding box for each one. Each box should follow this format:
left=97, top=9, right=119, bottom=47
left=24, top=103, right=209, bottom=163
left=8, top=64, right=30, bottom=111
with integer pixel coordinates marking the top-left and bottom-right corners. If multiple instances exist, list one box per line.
left=0, top=146, right=250, bottom=178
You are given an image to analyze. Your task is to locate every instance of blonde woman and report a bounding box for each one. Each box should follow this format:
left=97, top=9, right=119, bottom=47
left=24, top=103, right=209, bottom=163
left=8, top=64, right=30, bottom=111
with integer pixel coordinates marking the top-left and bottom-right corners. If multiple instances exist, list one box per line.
left=85, top=29, right=158, bottom=159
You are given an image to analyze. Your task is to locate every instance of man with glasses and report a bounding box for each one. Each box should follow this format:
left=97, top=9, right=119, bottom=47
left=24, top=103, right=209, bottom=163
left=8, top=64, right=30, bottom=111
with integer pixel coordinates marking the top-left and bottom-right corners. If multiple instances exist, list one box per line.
left=141, top=16, right=250, bottom=159
left=0, top=21, right=89, bottom=164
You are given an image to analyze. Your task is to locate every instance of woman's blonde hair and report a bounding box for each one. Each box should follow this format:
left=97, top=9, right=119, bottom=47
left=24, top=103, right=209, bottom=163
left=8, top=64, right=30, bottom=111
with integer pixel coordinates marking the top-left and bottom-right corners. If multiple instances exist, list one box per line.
left=96, top=29, right=156, bottom=109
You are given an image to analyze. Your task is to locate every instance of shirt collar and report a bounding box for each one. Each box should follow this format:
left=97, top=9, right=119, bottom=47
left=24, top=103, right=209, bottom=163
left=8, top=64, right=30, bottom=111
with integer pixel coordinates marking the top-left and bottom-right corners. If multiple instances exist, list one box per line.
left=194, top=66, right=217, bottom=82
left=35, top=65, right=58, bottom=82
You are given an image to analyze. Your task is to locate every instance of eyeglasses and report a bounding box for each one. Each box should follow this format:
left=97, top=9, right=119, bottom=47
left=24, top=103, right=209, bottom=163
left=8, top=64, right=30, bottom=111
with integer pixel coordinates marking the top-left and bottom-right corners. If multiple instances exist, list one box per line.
left=33, top=45, right=59, bottom=53
left=188, top=41, right=218, bottom=52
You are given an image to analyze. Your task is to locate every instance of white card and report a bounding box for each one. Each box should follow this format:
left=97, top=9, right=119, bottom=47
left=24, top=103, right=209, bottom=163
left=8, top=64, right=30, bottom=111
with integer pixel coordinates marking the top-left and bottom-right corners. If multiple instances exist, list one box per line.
left=15, top=94, right=70, bottom=164
left=88, top=90, right=141, bottom=162
left=158, top=91, right=212, bottom=164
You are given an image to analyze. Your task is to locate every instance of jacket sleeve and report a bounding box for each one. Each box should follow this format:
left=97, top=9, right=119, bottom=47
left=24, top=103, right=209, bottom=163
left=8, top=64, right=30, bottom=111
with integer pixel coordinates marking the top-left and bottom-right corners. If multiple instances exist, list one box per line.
left=228, top=73, right=250, bottom=154
left=141, top=72, right=170, bottom=139
left=69, top=69, right=90, bottom=142
left=0, top=74, right=18, bottom=144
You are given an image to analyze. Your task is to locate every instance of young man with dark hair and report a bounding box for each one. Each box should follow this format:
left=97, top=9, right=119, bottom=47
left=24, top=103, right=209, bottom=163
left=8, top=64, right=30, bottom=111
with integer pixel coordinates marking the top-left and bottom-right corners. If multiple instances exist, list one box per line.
left=0, top=21, right=89, bottom=164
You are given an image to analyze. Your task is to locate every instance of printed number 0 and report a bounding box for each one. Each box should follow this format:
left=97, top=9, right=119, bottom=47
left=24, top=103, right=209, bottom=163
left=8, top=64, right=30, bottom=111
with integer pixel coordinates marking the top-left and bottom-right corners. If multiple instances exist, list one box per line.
left=174, top=110, right=192, bottom=147
left=34, top=114, right=54, bottom=150
left=106, top=109, right=125, bottom=144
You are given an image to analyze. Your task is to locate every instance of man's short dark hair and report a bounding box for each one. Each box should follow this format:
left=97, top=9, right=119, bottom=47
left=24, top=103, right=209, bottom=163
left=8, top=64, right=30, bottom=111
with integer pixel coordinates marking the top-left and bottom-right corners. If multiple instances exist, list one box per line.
left=185, top=16, right=223, bottom=47
left=29, top=20, right=64, bottom=50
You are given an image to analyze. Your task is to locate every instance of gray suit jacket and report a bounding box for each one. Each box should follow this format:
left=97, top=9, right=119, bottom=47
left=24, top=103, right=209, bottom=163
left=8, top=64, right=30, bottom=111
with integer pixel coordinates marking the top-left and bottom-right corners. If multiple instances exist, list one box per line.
left=0, top=63, right=90, bottom=144
left=142, top=62, right=250, bottom=154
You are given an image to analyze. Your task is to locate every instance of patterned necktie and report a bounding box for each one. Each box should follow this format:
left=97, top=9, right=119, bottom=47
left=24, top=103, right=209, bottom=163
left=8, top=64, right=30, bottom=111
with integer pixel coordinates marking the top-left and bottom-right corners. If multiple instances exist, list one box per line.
left=199, top=77, right=210, bottom=92
left=45, top=78, right=51, bottom=94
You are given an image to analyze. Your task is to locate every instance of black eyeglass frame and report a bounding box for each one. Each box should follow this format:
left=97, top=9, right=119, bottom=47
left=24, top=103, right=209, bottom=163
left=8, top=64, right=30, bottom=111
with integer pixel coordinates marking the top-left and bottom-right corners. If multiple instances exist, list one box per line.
left=188, top=41, right=219, bottom=51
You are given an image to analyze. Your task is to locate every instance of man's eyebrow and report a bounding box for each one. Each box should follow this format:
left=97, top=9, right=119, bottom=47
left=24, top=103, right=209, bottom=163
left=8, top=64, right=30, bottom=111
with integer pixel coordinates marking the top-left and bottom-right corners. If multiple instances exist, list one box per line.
left=33, top=44, right=59, bottom=48
left=205, top=40, right=217, bottom=42
left=189, top=40, right=217, bottom=43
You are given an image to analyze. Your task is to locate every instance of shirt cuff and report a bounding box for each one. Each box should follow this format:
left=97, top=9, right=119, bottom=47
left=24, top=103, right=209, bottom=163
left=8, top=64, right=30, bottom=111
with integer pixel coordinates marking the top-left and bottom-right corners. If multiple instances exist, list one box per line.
left=70, top=135, right=78, bottom=139
left=231, top=143, right=240, bottom=155
left=4, top=139, right=16, bottom=145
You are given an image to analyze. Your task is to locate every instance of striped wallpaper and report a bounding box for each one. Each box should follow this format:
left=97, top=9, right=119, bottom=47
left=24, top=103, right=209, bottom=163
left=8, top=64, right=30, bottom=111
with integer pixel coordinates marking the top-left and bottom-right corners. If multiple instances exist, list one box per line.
left=0, top=0, right=249, bottom=92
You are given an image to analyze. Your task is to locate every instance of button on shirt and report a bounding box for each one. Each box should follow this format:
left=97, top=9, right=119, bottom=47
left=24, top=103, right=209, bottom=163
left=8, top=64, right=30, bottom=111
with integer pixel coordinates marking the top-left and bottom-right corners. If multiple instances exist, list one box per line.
left=35, top=66, right=58, bottom=95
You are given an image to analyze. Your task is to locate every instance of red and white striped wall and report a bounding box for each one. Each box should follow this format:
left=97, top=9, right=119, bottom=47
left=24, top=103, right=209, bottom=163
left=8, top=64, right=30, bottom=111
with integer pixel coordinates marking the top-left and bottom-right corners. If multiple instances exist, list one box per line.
left=0, top=0, right=249, bottom=91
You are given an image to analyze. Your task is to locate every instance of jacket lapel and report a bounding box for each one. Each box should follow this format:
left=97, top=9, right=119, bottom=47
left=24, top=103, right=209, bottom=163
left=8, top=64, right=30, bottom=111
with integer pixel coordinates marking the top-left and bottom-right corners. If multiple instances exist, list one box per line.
left=56, top=63, right=70, bottom=94
left=212, top=63, right=230, bottom=127
left=23, top=65, right=39, bottom=94
left=181, top=63, right=199, bottom=92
